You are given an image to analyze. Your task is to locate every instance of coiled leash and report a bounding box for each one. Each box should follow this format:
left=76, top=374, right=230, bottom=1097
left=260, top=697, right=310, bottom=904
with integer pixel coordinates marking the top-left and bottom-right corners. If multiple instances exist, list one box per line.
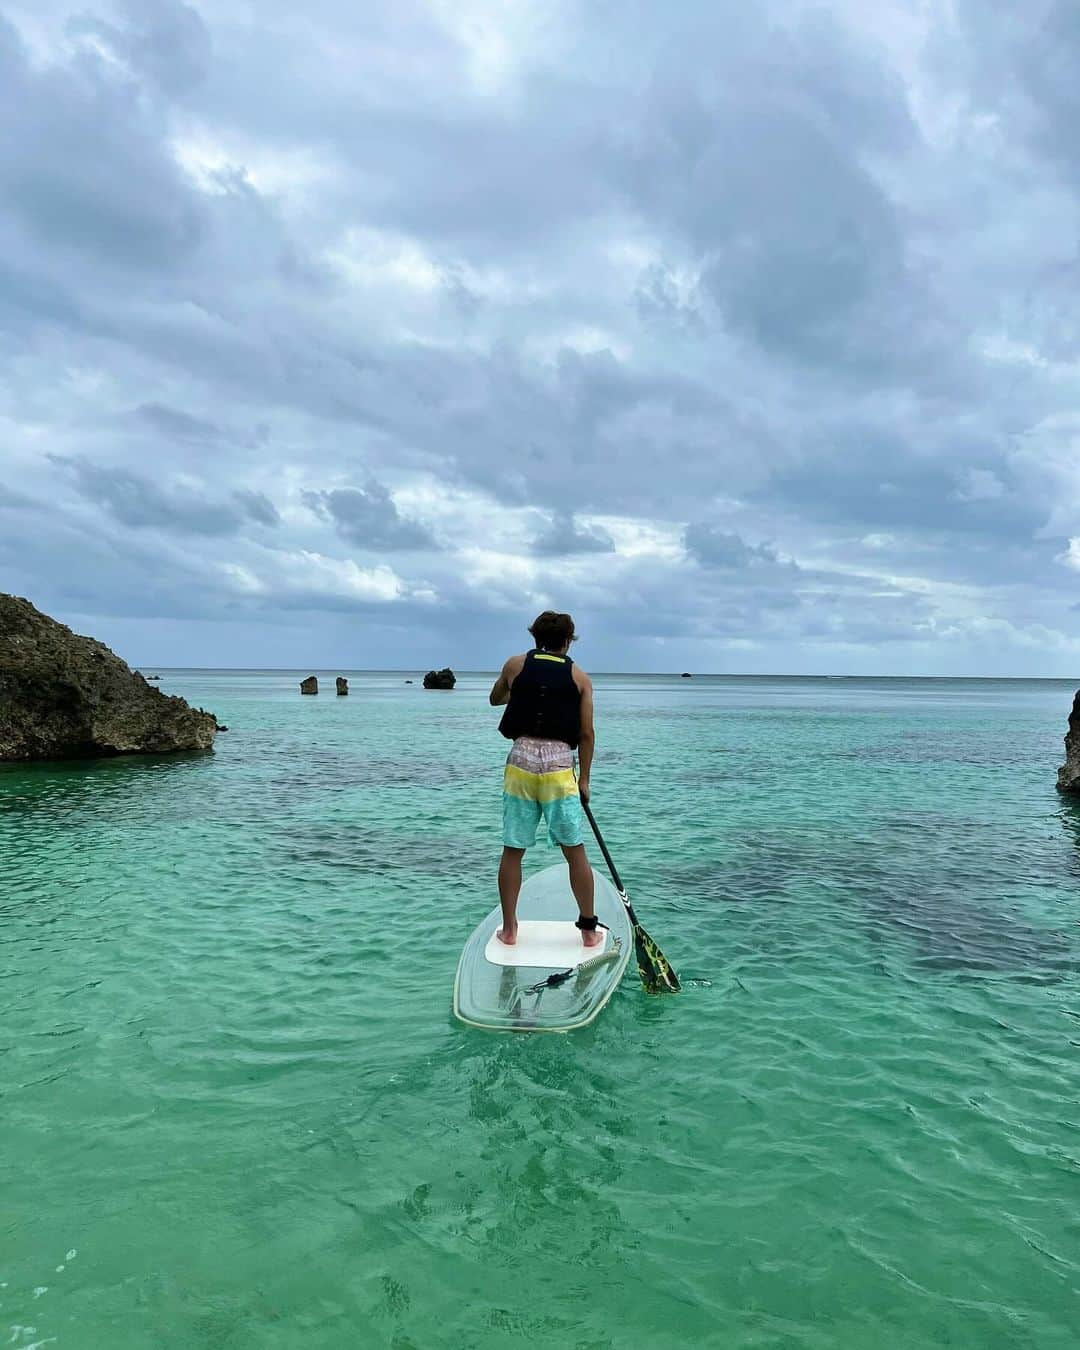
left=521, top=924, right=621, bottom=996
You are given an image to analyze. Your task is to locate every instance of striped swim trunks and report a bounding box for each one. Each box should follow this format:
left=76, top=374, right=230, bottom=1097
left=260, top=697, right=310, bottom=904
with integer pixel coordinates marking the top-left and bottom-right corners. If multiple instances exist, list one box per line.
left=502, top=736, right=584, bottom=850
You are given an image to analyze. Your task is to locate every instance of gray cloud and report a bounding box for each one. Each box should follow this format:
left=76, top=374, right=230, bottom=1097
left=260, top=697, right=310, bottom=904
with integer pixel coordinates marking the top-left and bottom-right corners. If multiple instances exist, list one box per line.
left=0, top=16, right=204, bottom=270
left=0, top=482, right=38, bottom=509
left=303, top=483, right=438, bottom=551
left=134, top=402, right=222, bottom=444
left=55, top=458, right=278, bottom=535
left=684, top=526, right=786, bottom=570
left=232, top=489, right=280, bottom=527
left=533, top=513, right=616, bottom=557
left=70, top=0, right=212, bottom=97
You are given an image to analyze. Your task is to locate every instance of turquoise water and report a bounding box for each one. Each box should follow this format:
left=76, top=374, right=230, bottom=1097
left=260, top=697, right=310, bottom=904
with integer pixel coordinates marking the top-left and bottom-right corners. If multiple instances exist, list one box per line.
left=4, top=671, right=1080, bottom=1348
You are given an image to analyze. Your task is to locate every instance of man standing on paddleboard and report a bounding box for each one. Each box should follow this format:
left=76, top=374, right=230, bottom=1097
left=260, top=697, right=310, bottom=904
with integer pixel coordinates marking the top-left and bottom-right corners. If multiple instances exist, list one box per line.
left=488, top=611, right=600, bottom=949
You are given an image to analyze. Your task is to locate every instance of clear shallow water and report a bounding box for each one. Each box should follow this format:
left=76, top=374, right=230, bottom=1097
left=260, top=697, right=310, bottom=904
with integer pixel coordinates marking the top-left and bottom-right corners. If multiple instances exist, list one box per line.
left=3, top=671, right=1080, bottom=1349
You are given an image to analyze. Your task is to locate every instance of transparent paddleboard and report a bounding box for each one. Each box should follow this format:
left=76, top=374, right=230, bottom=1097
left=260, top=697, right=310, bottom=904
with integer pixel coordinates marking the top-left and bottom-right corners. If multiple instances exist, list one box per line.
left=453, top=863, right=632, bottom=1033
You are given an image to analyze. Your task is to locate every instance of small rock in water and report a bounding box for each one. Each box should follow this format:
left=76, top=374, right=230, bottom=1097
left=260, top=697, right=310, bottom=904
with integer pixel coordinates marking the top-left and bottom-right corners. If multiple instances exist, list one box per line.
left=300, top=675, right=318, bottom=695
left=681, top=672, right=692, bottom=678
left=423, top=667, right=456, bottom=689
left=405, top=679, right=413, bottom=684
left=336, top=676, right=348, bottom=696
left=1057, top=690, right=1080, bottom=791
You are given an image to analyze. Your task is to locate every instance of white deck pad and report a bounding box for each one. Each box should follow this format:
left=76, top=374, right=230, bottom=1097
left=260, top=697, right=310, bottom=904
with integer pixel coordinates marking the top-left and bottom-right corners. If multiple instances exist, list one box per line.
left=484, top=920, right=607, bottom=970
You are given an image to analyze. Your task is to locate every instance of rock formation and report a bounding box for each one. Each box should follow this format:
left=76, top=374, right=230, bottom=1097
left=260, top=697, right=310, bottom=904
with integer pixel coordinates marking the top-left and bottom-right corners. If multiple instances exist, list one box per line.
left=336, top=676, right=348, bottom=696
left=301, top=675, right=318, bottom=695
left=0, top=594, right=218, bottom=761
left=1057, top=691, right=1080, bottom=792
left=681, top=672, right=692, bottom=678
left=423, top=667, right=456, bottom=690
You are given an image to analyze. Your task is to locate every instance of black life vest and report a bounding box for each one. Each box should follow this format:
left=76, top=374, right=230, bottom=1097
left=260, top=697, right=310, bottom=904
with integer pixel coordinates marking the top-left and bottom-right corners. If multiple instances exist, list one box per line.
left=498, top=650, right=581, bottom=748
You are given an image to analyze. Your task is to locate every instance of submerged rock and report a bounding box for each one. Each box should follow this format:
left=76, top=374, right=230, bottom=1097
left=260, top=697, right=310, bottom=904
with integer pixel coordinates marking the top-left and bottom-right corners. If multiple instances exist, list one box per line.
left=300, top=675, right=318, bottom=695
left=0, top=594, right=217, bottom=761
left=1057, top=691, right=1080, bottom=792
left=336, top=676, right=348, bottom=696
left=423, top=667, right=456, bottom=690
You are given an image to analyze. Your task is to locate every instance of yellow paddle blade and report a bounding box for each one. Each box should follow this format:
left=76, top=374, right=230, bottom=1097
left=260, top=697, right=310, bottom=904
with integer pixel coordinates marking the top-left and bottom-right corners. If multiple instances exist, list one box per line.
left=633, top=924, right=680, bottom=994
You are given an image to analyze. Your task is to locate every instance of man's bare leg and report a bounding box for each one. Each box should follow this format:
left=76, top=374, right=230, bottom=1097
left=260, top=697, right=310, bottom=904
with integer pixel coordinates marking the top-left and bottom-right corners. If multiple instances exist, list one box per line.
left=497, top=846, right=525, bottom=944
left=561, top=843, right=602, bottom=947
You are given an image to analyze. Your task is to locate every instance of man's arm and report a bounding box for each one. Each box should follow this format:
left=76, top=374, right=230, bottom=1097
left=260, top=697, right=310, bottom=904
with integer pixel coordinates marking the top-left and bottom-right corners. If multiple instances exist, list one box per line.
left=489, top=655, right=523, bottom=706
left=576, top=671, right=594, bottom=802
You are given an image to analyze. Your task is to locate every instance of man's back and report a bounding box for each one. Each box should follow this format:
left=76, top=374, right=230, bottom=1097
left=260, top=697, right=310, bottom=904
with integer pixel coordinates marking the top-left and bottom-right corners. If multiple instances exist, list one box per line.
left=495, top=648, right=584, bottom=748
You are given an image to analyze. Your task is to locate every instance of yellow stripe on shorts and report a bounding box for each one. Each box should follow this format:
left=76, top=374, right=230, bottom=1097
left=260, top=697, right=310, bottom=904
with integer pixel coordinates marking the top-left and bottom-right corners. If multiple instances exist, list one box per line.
left=503, top=764, right=579, bottom=803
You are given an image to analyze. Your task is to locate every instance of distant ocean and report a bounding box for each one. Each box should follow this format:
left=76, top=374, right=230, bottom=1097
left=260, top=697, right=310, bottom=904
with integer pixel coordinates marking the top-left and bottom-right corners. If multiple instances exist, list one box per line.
left=4, top=671, right=1079, bottom=1348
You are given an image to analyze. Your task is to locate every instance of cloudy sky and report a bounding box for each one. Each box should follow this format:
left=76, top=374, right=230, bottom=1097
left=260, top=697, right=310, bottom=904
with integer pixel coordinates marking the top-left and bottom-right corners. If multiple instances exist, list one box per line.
left=2, top=0, right=1080, bottom=674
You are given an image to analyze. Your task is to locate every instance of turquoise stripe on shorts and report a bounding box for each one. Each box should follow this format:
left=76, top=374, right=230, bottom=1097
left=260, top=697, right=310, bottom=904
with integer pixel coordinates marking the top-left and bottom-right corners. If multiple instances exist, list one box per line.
left=503, top=793, right=585, bottom=849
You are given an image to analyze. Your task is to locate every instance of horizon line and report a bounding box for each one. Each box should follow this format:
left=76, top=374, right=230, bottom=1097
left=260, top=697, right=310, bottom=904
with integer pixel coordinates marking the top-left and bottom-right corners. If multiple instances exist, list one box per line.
left=133, top=667, right=1080, bottom=682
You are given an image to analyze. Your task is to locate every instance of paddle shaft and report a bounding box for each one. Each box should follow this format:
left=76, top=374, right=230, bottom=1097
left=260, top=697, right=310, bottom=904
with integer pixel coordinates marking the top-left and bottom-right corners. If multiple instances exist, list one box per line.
left=581, top=799, right=638, bottom=923
left=582, top=797, right=680, bottom=993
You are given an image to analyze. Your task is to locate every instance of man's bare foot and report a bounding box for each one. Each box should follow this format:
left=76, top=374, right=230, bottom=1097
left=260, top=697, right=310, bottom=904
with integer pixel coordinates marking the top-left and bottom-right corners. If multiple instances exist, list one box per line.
left=581, top=926, right=603, bottom=948
left=496, top=924, right=517, bottom=945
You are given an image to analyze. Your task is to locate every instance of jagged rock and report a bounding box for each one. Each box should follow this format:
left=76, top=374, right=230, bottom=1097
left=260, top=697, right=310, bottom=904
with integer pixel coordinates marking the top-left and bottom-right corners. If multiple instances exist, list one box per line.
left=1057, top=691, right=1080, bottom=792
left=0, top=594, right=217, bottom=760
left=423, top=667, right=456, bottom=690
left=336, top=676, right=348, bottom=696
left=301, top=675, right=318, bottom=695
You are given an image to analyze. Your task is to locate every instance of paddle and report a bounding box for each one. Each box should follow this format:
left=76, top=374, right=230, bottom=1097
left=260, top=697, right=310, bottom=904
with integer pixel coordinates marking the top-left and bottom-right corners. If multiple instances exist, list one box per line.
left=582, top=799, right=680, bottom=994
